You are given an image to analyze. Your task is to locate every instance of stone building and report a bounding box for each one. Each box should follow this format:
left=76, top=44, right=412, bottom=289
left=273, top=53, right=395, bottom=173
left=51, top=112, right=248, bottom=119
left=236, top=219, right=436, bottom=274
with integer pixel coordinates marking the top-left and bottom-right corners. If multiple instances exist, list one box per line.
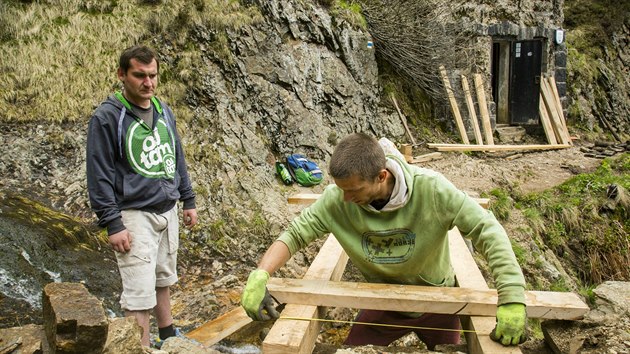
left=458, top=0, right=567, bottom=127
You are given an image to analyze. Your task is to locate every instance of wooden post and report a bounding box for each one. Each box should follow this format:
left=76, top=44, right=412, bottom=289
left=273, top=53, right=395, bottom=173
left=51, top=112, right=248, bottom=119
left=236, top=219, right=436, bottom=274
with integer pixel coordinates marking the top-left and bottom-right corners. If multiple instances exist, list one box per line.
left=391, top=94, right=417, bottom=146
left=547, top=76, right=572, bottom=144
left=399, top=144, right=413, bottom=163
left=439, top=66, right=470, bottom=144
left=540, top=79, right=570, bottom=144
left=473, top=74, right=495, bottom=145
left=538, top=93, right=558, bottom=145
left=461, top=75, right=484, bottom=145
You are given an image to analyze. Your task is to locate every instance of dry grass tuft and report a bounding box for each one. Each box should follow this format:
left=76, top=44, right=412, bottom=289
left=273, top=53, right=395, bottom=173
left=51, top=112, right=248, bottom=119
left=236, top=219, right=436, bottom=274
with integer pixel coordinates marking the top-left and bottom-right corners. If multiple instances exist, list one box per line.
left=0, top=0, right=261, bottom=123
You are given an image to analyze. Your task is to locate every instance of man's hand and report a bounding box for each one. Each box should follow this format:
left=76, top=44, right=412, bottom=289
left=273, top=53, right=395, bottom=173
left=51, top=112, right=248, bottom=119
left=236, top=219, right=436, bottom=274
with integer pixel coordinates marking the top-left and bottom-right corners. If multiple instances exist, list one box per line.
left=491, top=303, right=527, bottom=345
left=241, top=269, right=279, bottom=321
left=109, top=229, right=131, bottom=253
left=183, top=208, right=198, bottom=228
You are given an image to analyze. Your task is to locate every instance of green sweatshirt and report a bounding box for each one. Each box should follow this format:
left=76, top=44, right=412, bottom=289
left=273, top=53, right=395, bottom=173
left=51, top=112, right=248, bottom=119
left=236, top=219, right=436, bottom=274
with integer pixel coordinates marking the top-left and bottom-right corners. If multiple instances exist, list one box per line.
left=278, top=156, right=526, bottom=306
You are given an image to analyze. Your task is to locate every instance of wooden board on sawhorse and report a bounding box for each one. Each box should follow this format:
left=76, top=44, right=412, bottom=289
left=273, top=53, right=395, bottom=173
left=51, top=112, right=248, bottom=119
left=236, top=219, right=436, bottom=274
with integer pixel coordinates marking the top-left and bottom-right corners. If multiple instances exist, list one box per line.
left=187, top=235, right=347, bottom=350
left=285, top=193, right=510, bottom=353
left=449, top=228, right=522, bottom=353
left=262, top=235, right=348, bottom=353
left=288, top=192, right=490, bottom=210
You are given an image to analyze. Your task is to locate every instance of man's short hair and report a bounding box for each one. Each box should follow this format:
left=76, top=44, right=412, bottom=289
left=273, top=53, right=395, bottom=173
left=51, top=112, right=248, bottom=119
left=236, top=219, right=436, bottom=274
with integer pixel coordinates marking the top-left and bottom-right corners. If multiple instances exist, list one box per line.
left=119, top=45, right=159, bottom=74
left=329, top=133, right=386, bottom=181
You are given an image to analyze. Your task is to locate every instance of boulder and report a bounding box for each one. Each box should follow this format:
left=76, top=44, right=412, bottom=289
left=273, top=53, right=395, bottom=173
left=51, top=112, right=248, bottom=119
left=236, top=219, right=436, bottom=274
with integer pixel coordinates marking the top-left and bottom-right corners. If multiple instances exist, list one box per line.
left=43, top=282, right=108, bottom=354
left=103, top=317, right=144, bottom=354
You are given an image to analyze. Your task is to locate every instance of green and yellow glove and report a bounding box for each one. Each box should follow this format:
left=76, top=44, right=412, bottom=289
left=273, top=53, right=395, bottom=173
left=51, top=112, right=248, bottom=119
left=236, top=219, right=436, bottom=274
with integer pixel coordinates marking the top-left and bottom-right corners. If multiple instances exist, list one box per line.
left=241, top=269, right=280, bottom=321
left=491, top=303, right=527, bottom=345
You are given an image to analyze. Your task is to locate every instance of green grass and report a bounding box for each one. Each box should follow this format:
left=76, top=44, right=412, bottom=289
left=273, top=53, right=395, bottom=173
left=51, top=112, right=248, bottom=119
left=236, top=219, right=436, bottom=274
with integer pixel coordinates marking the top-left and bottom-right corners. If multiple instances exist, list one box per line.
left=486, top=188, right=513, bottom=221
left=332, top=1, right=367, bottom=29
left=517, top=153, right=630, bottom=285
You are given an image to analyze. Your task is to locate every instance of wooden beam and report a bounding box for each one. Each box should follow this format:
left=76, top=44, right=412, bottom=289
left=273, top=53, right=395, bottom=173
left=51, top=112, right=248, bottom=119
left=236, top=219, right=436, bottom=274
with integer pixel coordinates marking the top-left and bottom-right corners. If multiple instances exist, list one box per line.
left=411, top=152, right=443, bottom=164
left=262, top=235, right=349, bottom=354
left=391, top=94, right=417, bottom=146
left=187, top=307, right=252, bottom=347
left=287, top=192, right=489, bottom=209
left=538, top=94, right=559, bottom=145
left=540, top=79, right=571, bottom=144
left=287, top=193, right=322, bottom=205
left=427, top=143, right=571, bottom=152
left=266, top=278, right=589, bottom=320
left=473, top=74, right=495, bottom=145
left=461, top=75, right=484, bottom=145
left=449, top=229, right=522, bottom=353
left=439, top=66, right=470, bottom=144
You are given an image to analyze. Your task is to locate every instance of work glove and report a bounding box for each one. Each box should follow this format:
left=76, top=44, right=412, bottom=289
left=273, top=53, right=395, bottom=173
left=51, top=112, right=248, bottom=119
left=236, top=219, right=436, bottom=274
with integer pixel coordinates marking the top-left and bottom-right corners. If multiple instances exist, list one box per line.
left=490, top=303, right=527, bottom=345
left=241, top=269, right=280, bottom=321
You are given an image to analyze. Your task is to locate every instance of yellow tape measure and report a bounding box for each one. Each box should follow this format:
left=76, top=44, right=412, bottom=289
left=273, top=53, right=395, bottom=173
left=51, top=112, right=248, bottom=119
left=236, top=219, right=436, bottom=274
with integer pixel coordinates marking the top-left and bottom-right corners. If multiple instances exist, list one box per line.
left=279, top=316, right=478, bottom=333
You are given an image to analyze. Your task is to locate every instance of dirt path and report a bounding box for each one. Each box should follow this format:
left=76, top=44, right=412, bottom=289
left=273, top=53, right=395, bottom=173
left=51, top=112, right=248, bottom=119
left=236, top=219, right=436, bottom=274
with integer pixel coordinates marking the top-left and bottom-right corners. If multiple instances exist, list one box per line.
left=414, top=143, right=602, bottom=196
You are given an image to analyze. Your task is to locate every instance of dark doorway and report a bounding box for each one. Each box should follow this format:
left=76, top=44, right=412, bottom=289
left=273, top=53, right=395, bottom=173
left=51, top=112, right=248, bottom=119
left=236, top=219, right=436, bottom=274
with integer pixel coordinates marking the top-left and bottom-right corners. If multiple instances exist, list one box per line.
left=509, top=40, right=542, bottom=125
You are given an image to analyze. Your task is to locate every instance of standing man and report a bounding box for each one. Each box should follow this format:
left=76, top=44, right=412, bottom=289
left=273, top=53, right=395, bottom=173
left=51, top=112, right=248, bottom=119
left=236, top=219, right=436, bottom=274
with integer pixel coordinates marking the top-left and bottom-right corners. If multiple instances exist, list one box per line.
left=242, top=133, right=527, bottom=348
left=86, top=45, right=197, bottom=347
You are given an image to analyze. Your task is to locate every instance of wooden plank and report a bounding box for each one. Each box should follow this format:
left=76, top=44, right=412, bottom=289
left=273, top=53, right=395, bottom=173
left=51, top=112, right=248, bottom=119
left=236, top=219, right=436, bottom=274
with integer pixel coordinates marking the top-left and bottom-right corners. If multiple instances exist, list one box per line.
left=266, top=278, right=589, bottom=320
left=411, top=152, right=443, bottom=164
left=262, top=235, right=349, bottom=354
left=538, top=93, right=559, bottom=145
left=547, top=76, right=572, bottom=144
left=449, top=229, right=522, bottom=354
left=473, top=74, right=495, bottom=145
left=461, top=75, right=484, bottom=145
left=187, top=235, right=348, bottom=349
left=427, top=143, right=571, bottom=152
left=287, top=193, right=321, bottom=205
left=399, top=144, right=413, bottom=163
left=287, top=192, right=489, bottom=209
left=391, top=94, right=417, bottom=146
left=187, top=307, right=252, bottom=346
left=439, top=66, right=470, bottom=144
left=540, top=79, right=570, bottom=144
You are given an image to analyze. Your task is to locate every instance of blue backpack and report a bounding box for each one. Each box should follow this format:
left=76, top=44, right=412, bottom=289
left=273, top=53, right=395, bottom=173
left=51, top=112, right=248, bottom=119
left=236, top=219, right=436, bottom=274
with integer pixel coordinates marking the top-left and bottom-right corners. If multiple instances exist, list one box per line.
left=286, top=154, right=323, bottom=187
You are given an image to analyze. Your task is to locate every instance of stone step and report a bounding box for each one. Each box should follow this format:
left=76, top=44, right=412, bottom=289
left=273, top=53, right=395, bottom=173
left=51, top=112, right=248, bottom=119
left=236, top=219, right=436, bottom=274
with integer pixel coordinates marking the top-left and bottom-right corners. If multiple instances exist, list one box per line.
left=496, top=125, right=526, bottom=143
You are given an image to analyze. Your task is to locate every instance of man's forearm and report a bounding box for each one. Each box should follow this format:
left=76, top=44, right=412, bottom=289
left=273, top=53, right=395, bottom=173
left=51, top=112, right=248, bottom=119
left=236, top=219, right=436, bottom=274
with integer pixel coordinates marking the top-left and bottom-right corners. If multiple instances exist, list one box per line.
left=258, top=240, right=292, bottom=275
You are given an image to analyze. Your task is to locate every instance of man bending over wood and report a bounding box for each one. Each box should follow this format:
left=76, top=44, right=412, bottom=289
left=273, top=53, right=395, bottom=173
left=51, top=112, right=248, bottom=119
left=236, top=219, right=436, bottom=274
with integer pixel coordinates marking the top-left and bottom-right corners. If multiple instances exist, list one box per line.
left=241, top=133, right=526, bottom=348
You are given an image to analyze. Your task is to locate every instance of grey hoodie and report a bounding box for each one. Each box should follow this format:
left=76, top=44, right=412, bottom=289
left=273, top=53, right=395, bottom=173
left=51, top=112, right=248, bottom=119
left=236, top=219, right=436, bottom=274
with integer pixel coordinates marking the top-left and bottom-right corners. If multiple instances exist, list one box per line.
left=86, top=94, right=196, bottom=235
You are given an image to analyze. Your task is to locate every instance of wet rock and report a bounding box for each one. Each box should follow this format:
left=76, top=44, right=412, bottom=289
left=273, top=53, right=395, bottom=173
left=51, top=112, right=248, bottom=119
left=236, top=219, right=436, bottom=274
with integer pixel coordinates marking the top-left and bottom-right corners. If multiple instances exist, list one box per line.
left=161, top=336, right=222, bottom=353
left=43, top=282, right=108, bottom=354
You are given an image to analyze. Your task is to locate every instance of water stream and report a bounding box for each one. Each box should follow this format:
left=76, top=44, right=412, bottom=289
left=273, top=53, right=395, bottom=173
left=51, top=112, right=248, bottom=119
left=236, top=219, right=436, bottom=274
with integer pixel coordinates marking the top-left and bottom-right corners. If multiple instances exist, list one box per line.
left=0, top=191, right=121, bottom=328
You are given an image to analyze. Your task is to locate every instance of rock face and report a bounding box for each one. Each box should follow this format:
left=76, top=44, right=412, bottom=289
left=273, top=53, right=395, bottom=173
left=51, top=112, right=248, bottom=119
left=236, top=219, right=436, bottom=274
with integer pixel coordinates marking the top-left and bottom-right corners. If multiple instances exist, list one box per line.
left=43, top=282, right=108, bottom=353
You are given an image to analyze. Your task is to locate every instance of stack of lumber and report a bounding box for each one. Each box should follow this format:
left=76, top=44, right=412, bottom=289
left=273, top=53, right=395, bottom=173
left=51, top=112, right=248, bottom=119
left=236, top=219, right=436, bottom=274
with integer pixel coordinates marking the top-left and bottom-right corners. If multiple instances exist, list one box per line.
left=436, top=67, right=572, bottom=153
left=539, top=76, right=572, bottom=145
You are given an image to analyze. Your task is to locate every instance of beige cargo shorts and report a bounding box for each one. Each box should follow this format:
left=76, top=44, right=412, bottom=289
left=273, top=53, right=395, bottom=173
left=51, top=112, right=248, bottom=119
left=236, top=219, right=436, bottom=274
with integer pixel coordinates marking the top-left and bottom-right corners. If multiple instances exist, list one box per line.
left=117, top=207, right=179, bottom=311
